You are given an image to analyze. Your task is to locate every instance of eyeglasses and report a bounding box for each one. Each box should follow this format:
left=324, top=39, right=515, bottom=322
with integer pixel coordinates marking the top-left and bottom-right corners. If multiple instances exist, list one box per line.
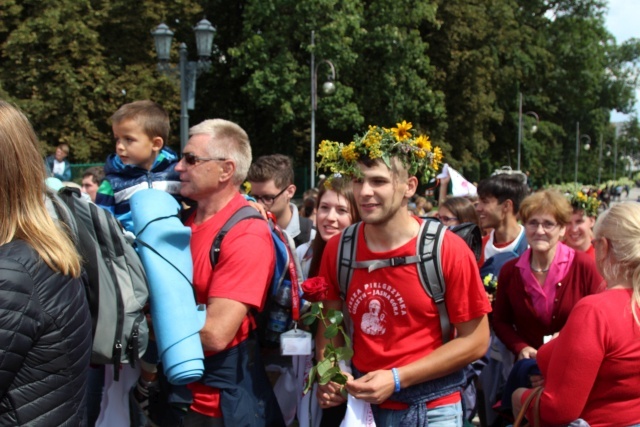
left=182, top=152, right=227, bottom=166
left=438, top=215, right=458, bottom=224
left=250, top=187, right=288, bottom=206
left=525, top=220, right=559, bottom=232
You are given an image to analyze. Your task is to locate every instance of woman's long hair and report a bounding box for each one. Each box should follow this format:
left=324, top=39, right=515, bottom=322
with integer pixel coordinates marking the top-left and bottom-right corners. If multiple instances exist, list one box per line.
left=307, top=177, right=360, bottom=278
left=594, top=203, right=640, bottom=326
left=441, top=196, right=480, bottom=226
left=0, top=100, right=81, bottom=277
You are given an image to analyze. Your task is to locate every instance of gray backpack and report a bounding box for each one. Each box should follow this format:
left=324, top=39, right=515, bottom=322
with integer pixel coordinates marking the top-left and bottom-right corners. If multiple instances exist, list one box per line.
left=50, top=187, right=149, bottom=380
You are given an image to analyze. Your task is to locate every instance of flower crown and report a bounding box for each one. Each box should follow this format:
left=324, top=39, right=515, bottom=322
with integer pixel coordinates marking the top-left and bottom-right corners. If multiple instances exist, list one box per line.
left=316, top=121, right=443, bottom=184
left=568, top=191, right=600, bottom=217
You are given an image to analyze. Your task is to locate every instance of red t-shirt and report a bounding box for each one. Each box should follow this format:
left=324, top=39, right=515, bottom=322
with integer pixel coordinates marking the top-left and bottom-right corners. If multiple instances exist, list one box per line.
left=319, top=217, right=491, bottom=406
left=186, top=193, right=275, bottom=417
left=521, top=289, right=640, bottom=426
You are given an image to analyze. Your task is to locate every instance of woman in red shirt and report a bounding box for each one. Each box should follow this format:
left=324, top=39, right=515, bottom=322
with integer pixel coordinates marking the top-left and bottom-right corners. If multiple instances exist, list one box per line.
left=493, top=190, right=602, bottom=361
left=512, top=203, right=640, bottom=426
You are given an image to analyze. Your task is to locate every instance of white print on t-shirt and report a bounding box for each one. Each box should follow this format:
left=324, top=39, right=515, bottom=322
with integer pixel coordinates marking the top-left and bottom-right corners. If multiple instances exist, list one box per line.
left=361, top=299, right=386, bottom=335
left=348, top=282, right=407, bottom=336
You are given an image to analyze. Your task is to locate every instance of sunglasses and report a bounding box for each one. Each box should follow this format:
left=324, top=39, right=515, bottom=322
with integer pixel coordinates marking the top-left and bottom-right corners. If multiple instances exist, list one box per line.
left=182, top=152, right=227, bottom=166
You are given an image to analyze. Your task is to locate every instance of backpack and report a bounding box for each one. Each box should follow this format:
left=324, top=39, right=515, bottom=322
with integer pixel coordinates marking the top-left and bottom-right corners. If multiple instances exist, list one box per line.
left=478, top=231, right=528, bottom=294
left=50, top=187, right=149, bottom=380
left=294, top=216, right=313, bottom=247
left=209, top=205, right=304, bottom=348
left=337, top=218, right=481, bottom=344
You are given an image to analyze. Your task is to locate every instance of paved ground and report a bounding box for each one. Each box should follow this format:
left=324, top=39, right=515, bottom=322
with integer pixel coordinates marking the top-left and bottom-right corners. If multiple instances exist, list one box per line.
left=610, top=185, right=640, bottom=206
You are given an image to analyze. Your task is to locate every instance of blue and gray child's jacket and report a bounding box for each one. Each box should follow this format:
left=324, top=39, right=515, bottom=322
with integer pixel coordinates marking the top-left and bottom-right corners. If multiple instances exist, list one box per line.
left=95, top=147, right=182, bottom=232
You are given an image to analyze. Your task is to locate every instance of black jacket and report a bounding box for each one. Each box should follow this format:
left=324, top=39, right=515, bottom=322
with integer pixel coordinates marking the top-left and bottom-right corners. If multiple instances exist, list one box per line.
left=0, top=240, right=91, bottom=426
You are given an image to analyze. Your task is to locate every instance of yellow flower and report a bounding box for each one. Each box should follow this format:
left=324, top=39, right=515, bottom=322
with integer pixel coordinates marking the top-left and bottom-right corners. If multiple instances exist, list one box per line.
left=318, top=140, right=340, bottom=162
left=415, top=149, right=426, bottom=159
left=369, top=146, right=383, bottom=159
left=391, top=120, right=413, bottom=141
left=431, top=146, right=443, bottom=169
left=341, top=142, right=359, bottom=162
left=415, top=135, right=432, bottom=152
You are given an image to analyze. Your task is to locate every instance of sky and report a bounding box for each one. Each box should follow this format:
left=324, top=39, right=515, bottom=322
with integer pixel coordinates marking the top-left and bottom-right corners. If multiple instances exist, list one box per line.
left=605, top=0, right=640, bottom=122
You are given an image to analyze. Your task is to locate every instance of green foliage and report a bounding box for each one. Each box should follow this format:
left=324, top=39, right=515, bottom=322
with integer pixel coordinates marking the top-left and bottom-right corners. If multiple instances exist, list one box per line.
left=302, top=301, right=351, bottom=395
left=0, top=0, right=638, bottom=188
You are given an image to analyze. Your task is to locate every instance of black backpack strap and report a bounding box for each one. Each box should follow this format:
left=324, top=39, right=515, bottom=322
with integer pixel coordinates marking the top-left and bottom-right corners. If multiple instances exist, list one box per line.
left=337, top=222, right=361, bottom=301
left=210, top=205, right=265, bottom=268
left=415, top=220, right=450, bottom=343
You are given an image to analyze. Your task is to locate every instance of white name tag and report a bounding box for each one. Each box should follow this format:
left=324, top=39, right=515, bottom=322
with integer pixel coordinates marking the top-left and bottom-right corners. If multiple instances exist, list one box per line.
left=280, top=328, right=312, bottom=356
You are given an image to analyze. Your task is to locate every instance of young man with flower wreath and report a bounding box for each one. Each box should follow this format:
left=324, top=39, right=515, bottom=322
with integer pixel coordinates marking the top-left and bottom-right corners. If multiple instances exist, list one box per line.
left=313, top=121, right=491, bottom=426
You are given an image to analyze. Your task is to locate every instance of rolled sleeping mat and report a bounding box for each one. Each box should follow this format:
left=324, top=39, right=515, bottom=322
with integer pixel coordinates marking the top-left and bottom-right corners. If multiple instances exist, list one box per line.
left=130, top=189, right=206, bottom=385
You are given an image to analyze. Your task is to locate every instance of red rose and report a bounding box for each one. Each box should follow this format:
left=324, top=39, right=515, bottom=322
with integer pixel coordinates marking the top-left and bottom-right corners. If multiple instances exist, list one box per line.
left=301, top=277, right=330, bottom=302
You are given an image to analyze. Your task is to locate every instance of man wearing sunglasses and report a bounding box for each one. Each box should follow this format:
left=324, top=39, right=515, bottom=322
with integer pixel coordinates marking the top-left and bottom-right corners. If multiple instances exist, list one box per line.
left=246, top=154, right=314, bottom=247
left=175, top=119, right=285, bottom=427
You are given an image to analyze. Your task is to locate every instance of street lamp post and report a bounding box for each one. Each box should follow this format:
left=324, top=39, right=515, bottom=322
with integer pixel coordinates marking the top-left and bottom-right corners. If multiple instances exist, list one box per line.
left=517, top=92, right=539, bottom=171
left=152, top=19, right=216, bottom=153
left=574, top=121, right=591, bottom=185
left=597, top=135, right=612, bottom=185
left=614, top=138, right=618, bottom=180
left=310, top=31, right=336, bottom=189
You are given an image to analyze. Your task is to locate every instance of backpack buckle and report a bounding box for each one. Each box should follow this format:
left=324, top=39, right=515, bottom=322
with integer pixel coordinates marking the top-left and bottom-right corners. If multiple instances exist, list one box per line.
left=390, top=257, right=406, bottom=267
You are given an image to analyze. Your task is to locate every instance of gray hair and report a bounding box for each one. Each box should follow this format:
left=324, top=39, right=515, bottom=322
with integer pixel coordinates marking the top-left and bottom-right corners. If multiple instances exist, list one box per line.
left=189, top=119, right=252, bottom=186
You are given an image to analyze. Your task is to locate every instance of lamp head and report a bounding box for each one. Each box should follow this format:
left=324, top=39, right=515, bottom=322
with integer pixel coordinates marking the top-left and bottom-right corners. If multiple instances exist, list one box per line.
left=151, top=23, right=174, bottom=62
left=193, top=18, right=216, bottom=59
left=322, top=80, right=336, bottom=95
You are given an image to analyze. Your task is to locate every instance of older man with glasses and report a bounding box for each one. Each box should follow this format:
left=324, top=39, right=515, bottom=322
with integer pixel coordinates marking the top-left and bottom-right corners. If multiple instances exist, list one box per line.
left=174, top=119, right=285, bottom=427
left=246, top=154, right=315, bottom=247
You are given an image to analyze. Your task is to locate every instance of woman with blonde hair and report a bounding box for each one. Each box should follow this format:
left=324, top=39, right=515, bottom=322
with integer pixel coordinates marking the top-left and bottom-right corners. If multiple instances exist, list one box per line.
left=512, top=203, right=640, bottom=426
left=0, top=100, right=91, bottom=425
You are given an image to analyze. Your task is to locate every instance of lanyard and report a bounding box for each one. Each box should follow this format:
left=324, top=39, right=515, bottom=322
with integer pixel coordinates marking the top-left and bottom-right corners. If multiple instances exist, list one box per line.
left=273, top=224, right=300, bottom=322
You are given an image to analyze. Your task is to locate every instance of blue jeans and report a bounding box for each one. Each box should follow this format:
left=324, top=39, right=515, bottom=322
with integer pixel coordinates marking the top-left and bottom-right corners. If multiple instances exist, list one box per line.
left=371, top=401, right=463, bottom=427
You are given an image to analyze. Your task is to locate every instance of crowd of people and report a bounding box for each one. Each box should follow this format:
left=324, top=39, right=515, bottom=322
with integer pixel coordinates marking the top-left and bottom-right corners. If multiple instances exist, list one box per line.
left=1, top=97, right=640, bottom=427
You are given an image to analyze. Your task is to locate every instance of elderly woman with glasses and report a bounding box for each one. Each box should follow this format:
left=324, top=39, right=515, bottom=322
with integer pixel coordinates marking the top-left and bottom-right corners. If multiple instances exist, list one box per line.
left=493, top=190, right=603, bottom=361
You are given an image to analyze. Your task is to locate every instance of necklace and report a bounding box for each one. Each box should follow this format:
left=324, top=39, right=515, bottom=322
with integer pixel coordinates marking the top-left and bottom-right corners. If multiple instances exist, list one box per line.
left=530, top=264, right=550, bottom=273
